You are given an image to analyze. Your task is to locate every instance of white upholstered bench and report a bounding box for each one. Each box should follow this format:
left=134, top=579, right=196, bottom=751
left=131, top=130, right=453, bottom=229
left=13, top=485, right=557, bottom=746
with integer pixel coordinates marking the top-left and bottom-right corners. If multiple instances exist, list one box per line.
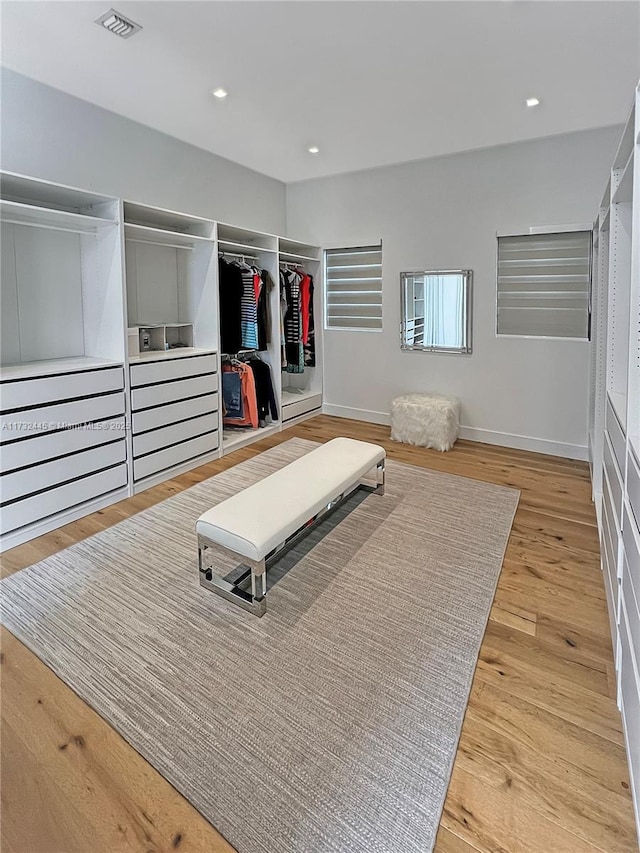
left=197, top=437, right=386, bottom=616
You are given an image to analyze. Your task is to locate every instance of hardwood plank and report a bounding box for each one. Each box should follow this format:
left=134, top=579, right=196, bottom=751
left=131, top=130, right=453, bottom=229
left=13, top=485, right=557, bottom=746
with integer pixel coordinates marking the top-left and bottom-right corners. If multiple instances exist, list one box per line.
left=489, top=602, right=537, bottom=636
left=475, top=644, right=624, bottom=744
left=455, top=709, right=636, bottom=853
left=435, top=826, right=482, bottom=853
left=482, top=621, right=610, bottom=697
left=1, top=414, right=637, bottom=853
left=1, top=628, right=233, bottom=853
left=466, top=682, right=631, bottom=797
left=441, top=765, right=605, bottom=853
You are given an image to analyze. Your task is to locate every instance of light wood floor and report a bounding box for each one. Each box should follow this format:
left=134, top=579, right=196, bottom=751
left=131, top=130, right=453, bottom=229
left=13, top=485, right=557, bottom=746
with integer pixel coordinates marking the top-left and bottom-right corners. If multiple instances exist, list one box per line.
left=1, top=415, right=638, bottom=853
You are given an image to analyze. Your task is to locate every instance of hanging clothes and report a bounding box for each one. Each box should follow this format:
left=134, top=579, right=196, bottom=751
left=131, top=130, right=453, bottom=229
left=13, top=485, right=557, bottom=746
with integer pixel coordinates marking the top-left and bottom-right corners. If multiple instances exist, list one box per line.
left=281, top=268, right=304, bottom=374
left=299, top=273, right=316, bottom=367
left=279, top=273, right=288, bottom=370
left=218, top=258, right=244, bottom=354
left=257, top=270, right=273, bottom=352
left=222, top=361, right=258, bottom=429
left=247, top=356, right=278, bottom=426
left=240, top=265, right=259, bottom=350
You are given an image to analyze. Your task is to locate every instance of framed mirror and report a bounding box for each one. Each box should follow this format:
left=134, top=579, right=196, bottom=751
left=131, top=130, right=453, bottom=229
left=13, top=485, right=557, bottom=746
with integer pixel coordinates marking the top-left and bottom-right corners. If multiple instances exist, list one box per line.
left=400, top=269, right=472, bottom=353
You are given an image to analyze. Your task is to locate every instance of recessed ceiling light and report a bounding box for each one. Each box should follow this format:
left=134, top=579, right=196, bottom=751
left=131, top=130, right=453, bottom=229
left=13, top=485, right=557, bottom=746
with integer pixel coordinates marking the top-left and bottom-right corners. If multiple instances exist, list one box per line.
left=526, top=97, right=541, bottom=108
left=308, top=146, right=320, bottom=155
left=211, top=88, right=227, bottom=99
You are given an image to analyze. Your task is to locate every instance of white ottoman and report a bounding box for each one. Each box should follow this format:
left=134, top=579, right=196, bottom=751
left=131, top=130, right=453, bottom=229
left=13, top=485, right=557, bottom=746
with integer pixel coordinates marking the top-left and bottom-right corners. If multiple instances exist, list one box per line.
left=390, top=392, right=460, bottom=451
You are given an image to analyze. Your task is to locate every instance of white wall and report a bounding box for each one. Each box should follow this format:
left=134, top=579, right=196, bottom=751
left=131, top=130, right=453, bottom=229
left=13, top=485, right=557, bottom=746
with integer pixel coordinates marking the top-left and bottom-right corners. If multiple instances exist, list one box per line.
left=287, top=126, right=622, bottom=458
left=0, top=69, right=286, bottom=234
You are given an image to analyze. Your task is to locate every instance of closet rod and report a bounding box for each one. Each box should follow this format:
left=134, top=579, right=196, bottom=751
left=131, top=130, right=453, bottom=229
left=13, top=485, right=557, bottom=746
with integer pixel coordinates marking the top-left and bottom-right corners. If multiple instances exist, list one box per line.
left=219, top=251, right=259, bottom=261
left=221, top=349, right=260, bottom=359
left=1, top=218, right=100, bottom=236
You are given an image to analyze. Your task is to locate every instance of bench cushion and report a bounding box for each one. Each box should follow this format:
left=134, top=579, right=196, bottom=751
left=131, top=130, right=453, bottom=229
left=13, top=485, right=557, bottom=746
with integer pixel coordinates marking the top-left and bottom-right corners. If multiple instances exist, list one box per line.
left=196, top=437, right=385, bottom=562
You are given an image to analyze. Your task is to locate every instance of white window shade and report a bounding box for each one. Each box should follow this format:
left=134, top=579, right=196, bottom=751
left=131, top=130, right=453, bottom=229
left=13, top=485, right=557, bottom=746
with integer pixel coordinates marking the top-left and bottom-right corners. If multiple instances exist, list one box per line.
left=325, top=244, right=382, bottom=330
left=497, top=231, right=592, bottom=338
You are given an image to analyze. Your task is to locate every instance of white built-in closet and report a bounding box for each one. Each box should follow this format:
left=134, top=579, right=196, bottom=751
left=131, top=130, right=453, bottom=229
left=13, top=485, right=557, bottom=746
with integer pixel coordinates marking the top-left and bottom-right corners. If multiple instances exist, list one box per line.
left=0, top=175, right=129, bottom=546
left=589, top=82, right=640, bottom=834
left=0, top=171, right=322, bottom=550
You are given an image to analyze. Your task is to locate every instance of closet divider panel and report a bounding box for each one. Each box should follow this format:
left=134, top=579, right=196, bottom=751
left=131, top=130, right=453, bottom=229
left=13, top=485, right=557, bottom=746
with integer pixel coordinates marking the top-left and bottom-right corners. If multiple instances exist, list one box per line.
left=0, top=222, right=20, bottom=365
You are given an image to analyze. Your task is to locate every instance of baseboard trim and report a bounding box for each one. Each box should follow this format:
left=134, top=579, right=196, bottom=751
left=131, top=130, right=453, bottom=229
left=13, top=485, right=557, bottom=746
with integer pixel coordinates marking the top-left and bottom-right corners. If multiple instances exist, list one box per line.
left=323, top=404, right=391, bottom=426
left=322, top=404, right=588, bottom=460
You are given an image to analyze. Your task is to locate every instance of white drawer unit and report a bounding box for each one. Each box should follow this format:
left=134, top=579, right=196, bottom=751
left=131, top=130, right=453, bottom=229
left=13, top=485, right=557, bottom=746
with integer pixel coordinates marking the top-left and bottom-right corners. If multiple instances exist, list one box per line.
left=606, top=395, right=627, bottom=476
left=620, top=603, right=640, bottom=830
left=602, top=497, right=619, bottom=613
left=281, top=392, right=322, bottom=423
left=133, top=432, right=218, bottom=482
left=132, top=393, right=218, bottom=434
left=133, top=412, right=217, bottom=459
left=623, top=501, right=640, bottom=600
left=0, top=416, right=125, bottom=473
left=129, top=353, right=219, bottom=486
left=0, top=392, right=126, bottom=444
left=129, top=352, right=216, bottom=387
left=2, top=440, right=126, bottom=504
left=0, top=362, right=127, bottom=548
left=604, top=433, right=624, bottom=527
left=628, top=447, right=640, bottom=530
left=622, top=548, right=640, bottom=672
left=131, top=373, right=218, bottom=411
left=1, top=366, right=124, bottom=411
left=0, top=464, right=127, bottom=536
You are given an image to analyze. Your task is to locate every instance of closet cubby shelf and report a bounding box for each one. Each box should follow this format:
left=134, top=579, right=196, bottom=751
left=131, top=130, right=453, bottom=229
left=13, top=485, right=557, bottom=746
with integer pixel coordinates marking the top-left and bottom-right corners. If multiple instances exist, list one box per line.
left=124, top=222, right=213, bottom=247
left=128, top=347, right=216, bottom=363
left=222, top=423, right=281, bottom=454
left=218, top=239, right=276, bottom=254
left=0, top=199, right=117, bottom=233
left=0, top=356, right=124, bottom=382
left=282, top=388, right=320, bottom=404
left=123, top=201, right=214, bottom=239
left=278, top=251, right=320, bottom=263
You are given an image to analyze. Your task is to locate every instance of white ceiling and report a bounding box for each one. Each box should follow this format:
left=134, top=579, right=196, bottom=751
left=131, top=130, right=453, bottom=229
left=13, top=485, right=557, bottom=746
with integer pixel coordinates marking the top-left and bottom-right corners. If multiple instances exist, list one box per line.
left=2, top=1, right=639, bottom=182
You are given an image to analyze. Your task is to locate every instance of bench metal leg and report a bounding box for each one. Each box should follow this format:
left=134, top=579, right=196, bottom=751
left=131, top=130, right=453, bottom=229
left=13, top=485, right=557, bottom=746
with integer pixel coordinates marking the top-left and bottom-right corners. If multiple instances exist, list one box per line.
left=199, top=537, right=267, bottom=617
left=375, top=459, right=385, bottom=495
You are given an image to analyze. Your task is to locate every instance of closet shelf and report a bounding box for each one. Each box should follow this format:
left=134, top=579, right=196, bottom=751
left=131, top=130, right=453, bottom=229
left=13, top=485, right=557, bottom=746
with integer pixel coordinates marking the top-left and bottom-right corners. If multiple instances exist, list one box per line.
left=0, top=356, right=123, bottom=382
left=0, top=200, right=117, bottom=233
left=218, top=239, right=276, bottom=254
left=124, top=222, right=213, bottom=248
left=128, top=347, right=217, bottom=364
left=279, top=251, right=320, bottom=263
left=612, top=153, right=634, bottom=205
left=222, top=423, right=281, bottom=454
left=282, top=388, right=320, bottom=405
left=600, top=207, right=611, bottom=232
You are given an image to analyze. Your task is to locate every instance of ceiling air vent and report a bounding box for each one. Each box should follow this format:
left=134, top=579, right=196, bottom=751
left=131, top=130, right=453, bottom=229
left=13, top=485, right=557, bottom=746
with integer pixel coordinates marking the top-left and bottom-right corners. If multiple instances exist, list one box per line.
left=95, top=9, right=142, bottom=39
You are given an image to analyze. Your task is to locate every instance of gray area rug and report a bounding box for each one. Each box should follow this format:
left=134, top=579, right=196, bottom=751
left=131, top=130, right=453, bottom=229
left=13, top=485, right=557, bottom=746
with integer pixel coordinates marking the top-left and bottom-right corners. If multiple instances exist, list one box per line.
left=1, top=438, right=519, bottom=853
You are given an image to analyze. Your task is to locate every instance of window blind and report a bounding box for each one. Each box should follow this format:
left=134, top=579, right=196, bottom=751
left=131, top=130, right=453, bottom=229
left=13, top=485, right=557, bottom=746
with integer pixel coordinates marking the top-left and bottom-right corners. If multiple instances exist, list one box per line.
left=325, top=244, right=382, bottom=330
left=497, top=231, right=591, bottom=338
